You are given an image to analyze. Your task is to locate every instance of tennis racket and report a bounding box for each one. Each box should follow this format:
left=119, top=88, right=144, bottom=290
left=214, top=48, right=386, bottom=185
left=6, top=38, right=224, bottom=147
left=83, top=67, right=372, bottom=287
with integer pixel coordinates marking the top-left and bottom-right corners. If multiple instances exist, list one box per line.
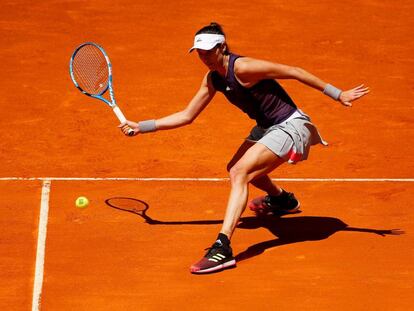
left=69, top=42, right=134, bottom=135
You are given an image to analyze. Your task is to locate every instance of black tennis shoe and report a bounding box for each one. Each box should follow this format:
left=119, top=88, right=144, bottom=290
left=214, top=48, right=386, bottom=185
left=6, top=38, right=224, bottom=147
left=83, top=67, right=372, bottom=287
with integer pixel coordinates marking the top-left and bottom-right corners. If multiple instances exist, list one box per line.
left=248, top=190, right=300, bottom=216
left=190, top=239, right=236, bottom=274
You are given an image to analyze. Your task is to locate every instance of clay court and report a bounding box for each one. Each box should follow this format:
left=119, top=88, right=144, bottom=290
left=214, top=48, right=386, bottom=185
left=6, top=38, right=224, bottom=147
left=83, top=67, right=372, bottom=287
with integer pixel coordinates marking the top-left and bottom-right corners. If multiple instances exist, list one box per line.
left=0, top=0, right=413, bottom=310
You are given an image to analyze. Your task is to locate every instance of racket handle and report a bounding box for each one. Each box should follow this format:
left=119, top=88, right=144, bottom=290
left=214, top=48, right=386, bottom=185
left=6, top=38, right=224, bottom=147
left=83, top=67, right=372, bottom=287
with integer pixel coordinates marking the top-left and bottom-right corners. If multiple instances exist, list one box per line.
left=112, top=106, right=127, bottom=123
left=113, top=106, right=135, bottom=136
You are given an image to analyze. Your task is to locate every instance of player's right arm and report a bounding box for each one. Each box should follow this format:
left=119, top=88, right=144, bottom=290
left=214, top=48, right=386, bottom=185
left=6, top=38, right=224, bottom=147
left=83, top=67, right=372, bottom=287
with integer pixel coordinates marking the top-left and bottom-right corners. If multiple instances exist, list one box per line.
left=120, top=72, right=215, bottom=136
left=155, top=72, right=216, bottom=130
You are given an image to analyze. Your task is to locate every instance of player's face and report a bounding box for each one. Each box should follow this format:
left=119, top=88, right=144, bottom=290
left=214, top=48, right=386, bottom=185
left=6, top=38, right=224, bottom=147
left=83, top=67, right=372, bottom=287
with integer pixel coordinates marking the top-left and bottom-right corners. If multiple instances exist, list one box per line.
left=197, top=45, right=224, bottom=70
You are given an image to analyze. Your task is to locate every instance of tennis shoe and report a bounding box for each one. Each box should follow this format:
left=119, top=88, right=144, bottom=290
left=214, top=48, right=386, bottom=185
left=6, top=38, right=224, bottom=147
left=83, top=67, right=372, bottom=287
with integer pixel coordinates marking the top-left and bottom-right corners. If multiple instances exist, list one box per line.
left=248, top=191, right=300, bottom=216
left=190, top=240, right=236, bottom=274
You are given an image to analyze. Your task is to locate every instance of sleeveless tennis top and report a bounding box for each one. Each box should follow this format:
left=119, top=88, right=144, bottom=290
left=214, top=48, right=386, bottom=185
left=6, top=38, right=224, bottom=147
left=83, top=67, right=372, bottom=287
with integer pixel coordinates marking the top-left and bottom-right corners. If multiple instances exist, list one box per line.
left=210, top=53, right=297, bottom=128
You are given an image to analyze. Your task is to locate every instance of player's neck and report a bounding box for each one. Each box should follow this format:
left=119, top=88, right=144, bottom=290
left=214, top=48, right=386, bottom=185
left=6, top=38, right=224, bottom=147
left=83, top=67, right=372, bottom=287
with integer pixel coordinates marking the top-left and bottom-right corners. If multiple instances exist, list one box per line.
left=217, top=55, right=229, bottom=77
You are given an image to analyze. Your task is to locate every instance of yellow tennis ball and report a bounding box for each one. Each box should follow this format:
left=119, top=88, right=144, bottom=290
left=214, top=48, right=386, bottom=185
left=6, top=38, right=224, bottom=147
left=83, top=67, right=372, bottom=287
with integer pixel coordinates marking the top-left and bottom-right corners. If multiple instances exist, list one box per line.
left=75, top=196, right=89, bottom=208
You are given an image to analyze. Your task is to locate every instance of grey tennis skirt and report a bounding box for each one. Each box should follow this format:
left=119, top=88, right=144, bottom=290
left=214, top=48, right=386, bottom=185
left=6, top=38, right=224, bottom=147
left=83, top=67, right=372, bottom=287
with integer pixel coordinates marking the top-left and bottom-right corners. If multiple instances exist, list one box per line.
left=247, top=110, right=328, bottom=164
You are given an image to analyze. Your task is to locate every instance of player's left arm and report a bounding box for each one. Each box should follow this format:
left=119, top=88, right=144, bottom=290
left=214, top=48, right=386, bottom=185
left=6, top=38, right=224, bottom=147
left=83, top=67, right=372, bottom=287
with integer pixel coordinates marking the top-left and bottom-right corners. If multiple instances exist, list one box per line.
left=235, top=57, right=369, bottom=106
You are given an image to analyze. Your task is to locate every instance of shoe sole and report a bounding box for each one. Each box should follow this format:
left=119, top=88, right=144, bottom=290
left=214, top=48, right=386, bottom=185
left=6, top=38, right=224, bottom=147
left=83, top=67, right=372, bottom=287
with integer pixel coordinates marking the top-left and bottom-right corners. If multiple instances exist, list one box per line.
left=190, top=259, right=236, bottom=274
left=276, top=202, right=301, bottom=214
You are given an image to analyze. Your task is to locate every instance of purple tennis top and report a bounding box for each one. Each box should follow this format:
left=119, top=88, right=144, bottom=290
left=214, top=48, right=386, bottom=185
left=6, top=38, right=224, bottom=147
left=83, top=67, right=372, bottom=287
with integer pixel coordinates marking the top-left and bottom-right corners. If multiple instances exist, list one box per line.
left=210, top=53, right=297, bottom=128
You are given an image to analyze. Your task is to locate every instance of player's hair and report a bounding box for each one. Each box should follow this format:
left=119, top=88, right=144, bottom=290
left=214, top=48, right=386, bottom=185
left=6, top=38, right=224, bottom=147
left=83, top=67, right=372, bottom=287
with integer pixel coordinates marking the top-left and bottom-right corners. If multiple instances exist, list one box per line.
left=195, top=22, right=230, bottom=55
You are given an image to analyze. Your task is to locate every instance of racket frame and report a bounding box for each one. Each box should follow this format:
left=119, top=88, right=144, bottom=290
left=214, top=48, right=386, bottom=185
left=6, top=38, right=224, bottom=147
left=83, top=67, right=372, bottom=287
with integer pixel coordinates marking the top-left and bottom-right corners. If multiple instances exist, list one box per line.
left=69, top=42, right=128, bottom=124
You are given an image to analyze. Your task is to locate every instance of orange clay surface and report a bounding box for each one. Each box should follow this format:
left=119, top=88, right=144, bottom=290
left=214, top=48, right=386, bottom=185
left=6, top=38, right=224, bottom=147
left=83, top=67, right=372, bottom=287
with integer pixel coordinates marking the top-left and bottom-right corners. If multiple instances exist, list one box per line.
left=0, top=0, right=413, bottom=310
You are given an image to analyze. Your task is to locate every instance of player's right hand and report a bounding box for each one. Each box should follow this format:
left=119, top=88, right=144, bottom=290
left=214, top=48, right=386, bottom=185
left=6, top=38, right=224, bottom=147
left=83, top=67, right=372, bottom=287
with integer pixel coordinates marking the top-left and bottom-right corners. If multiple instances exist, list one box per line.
left=118, top=120, right=139, bottom=136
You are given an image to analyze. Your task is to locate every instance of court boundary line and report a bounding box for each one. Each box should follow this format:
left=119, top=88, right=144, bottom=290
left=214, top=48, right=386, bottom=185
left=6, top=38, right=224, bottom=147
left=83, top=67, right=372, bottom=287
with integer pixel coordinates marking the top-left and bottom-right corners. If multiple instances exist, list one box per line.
left=32, top=180, right=51, bottom=311
left=1, top=177, right=413, bottom=182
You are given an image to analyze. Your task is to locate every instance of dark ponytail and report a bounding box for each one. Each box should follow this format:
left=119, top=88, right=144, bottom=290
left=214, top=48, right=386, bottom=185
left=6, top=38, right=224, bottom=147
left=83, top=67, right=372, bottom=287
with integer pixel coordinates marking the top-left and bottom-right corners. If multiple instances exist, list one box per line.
left=195, top=22, right=226, bottom=36
left=195, top=22, right=230, bottom=54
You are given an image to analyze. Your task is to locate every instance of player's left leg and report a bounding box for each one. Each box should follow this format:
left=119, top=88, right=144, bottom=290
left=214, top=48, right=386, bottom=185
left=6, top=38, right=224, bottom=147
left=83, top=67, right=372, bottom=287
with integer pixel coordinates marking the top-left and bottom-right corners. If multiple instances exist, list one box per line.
left=227, top=139, right=301, bottom=217
left=227, top=140, right=299, bottom=214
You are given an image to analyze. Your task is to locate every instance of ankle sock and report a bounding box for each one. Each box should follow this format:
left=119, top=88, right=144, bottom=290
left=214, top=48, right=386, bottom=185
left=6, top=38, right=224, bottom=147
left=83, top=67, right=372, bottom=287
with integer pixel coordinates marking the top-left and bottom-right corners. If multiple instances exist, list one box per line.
left=217, top=233, right=230, bottom=245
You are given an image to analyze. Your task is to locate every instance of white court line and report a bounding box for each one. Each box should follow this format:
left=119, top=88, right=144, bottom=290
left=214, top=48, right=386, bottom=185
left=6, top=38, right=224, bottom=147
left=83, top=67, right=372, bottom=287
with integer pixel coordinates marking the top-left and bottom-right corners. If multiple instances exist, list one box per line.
left=0, top=177, right=413, bottom=182
left=32, top=180, right=51, bottom=311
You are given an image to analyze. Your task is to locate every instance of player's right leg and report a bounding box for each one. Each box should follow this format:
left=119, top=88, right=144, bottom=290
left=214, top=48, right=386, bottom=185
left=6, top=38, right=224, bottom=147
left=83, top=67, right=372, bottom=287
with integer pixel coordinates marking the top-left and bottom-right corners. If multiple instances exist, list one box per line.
left=227, top=141, right=281, bottom=193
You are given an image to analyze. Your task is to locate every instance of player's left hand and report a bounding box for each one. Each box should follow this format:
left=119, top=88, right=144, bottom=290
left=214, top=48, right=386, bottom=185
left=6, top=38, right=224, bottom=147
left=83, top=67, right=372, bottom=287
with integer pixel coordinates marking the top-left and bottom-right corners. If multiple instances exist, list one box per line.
left=339, top=84, right=370, bottom=107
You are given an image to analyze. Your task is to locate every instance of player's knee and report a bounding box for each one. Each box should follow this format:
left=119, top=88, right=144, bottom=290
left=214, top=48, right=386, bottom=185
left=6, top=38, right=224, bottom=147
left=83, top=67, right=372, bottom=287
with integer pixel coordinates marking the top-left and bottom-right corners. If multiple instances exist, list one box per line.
left=229, top=164, right=248, bottom=184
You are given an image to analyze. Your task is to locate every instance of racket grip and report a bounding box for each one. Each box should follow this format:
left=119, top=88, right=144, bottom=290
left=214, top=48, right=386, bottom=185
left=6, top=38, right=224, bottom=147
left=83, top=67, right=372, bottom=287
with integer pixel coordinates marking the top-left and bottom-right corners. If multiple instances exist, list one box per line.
left=113, top=106, right=134, bottom=136
left=113, top=106, right=127, bottom=123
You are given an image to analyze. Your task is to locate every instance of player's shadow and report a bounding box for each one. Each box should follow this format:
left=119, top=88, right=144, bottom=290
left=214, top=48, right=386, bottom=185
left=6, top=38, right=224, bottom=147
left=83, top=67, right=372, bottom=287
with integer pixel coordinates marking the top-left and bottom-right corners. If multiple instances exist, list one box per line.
left=105, top=197, right=404, bottom=262
left=235, top=215, right=404, bottom=262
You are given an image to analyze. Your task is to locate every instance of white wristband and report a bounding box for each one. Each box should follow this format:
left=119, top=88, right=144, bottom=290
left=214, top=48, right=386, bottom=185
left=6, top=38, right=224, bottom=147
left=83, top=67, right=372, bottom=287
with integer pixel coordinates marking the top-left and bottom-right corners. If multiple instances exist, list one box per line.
left=323, top=84, right=342, bottom=101
left=138, top=120, right=157, bottom=133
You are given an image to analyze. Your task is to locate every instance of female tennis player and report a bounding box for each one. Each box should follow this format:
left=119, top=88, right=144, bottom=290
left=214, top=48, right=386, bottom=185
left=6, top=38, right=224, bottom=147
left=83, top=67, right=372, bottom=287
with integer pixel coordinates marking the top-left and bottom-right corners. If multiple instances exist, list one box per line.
left=120, top=22, right=369, bottom=274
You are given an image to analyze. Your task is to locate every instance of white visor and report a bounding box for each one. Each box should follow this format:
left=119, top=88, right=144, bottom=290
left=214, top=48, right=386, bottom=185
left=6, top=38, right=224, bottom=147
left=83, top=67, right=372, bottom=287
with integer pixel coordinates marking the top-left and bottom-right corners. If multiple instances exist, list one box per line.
left=189, top=34, right=225, bottom=53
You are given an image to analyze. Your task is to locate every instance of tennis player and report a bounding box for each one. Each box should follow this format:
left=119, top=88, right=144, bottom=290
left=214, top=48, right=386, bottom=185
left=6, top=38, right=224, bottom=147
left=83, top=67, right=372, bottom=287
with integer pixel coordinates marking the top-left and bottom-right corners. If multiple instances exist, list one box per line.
left=120, top=22, right=369, bottom=274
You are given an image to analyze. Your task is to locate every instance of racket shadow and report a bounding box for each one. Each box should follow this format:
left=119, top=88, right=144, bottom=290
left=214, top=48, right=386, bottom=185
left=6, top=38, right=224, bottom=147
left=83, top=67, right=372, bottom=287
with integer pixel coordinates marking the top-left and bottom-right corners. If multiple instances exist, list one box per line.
left=105, top=197, right=223, bottom=225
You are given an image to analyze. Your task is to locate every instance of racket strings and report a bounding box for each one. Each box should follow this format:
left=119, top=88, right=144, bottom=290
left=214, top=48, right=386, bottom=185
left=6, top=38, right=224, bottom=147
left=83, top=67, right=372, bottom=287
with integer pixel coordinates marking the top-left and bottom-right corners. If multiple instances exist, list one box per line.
left=72, top=45, right=109, bottom=95
left=75, top=46, right=107, bottom=92
left=74, top=47, right=107, bottom=94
